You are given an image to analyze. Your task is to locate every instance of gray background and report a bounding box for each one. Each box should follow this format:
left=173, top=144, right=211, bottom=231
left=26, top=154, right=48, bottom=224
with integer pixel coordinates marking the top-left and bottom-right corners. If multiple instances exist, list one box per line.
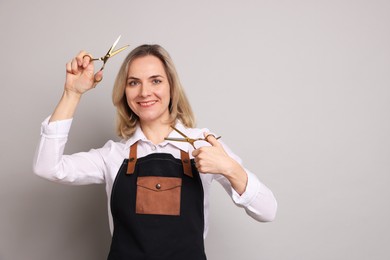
left=1, top=0, right=389, bottom=259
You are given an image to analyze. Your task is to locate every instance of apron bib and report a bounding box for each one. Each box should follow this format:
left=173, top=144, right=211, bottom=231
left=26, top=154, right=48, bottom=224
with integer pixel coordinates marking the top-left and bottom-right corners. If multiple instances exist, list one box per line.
left=107, top=142, right=207, bottom=260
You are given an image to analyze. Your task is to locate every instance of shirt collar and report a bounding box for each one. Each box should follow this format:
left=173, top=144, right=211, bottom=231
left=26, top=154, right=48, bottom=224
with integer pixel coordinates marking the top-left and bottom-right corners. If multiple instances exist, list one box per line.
left=124, top=124, right=147, bottom=149
left=124, top=121, right=193, bottom=153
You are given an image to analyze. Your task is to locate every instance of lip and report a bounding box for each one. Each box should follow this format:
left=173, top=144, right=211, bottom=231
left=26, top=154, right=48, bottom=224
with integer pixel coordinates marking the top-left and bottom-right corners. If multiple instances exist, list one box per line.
left=137, top=100, right=157, bottom=107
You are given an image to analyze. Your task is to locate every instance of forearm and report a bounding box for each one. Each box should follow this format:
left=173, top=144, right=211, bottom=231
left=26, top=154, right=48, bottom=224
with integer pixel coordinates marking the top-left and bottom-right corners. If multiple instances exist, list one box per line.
left=222, top=159, right=248, bottom=195
left=49, top=90, right=81, bottom=122
left=216, top=170, right=277, bottom=222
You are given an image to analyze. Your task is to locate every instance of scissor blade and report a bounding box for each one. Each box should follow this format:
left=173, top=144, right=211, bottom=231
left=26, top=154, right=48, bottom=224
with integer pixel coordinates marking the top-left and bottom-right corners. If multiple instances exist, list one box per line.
left=164, top=137, right=189, bottom=142
left=170, top=126, right=189, bottom=139
left=107, top=35, right=122, bottom=55
left=110, top=45, right=130, bottom=57
left=102, top=35, right=121, bottom=57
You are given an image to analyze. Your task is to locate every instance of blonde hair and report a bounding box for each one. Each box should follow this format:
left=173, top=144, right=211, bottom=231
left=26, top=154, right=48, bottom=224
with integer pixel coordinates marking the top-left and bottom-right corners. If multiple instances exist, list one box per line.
left=112, top=44, right=195, bottom=139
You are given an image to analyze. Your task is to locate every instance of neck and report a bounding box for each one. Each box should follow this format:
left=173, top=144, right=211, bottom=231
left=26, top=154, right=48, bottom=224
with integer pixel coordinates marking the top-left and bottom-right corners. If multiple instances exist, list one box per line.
left=140, top=120, right=174, bottom=145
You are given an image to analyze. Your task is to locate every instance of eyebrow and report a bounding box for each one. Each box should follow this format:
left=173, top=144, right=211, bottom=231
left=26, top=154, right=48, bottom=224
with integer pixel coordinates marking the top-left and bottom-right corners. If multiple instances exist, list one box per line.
left=127, top=75, right=164, bottom=81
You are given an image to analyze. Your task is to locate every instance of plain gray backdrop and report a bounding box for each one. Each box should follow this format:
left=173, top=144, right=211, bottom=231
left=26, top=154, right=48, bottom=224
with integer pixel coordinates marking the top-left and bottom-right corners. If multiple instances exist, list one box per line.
left=1, top=0, right=389, bottom=259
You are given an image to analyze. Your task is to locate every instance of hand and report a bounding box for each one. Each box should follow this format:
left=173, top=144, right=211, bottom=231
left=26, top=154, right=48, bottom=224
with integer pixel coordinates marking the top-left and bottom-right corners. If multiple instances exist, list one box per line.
left=192, top=133, right=237, bottom=176
left=64, top=51, right=103, bottom=96
left=192, top=132, right=248, bottom=195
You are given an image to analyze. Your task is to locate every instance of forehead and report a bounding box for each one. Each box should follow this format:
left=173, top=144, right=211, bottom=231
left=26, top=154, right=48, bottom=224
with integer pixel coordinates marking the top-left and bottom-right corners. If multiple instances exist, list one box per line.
left=127, top=55, right=167, bottom=77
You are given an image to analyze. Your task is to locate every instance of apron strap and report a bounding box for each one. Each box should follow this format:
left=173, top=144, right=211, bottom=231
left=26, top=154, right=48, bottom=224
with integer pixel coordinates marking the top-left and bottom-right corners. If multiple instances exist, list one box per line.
left=127, top=142, right=138, bottom=175
left=127, top=142, right=193, bottom=178
left=181, top=150, right=193, bottom=178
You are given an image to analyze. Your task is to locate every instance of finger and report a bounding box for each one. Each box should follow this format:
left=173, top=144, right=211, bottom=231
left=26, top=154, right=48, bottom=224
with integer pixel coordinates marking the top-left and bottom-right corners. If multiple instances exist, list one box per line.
left=82, top=54, right=93, bottom=68
left=75, top=51, right=92, bottom=68
left=71, top=58, right=79, bottom=74
left=76, top=51, right=87, bottom=67
left=195, top=161, right=200, bottom=170
left=192, top=148, right=200, bottom=157
left=93, top=70, right=104, bottom=85
left=66, top=61, right=72, bottom=73
left=193, top=156, right=200, bottom=163
left=204, top=132, right=220, bottom=147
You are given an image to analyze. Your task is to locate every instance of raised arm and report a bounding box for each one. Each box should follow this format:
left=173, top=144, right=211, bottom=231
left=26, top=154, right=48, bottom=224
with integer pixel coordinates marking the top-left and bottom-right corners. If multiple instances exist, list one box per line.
left=33, top=51, right=106, bottom=185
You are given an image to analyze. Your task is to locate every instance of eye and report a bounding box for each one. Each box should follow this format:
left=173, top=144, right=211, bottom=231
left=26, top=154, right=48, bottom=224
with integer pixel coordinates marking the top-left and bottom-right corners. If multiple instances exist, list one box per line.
left=127, top=80, right=139, bottom=87
left=152, top=79, right=162, bottom=85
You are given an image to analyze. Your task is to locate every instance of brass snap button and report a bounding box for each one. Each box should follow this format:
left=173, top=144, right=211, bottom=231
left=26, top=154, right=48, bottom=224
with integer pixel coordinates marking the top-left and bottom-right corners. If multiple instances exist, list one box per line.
left=156, top=183, right=161, bottom=190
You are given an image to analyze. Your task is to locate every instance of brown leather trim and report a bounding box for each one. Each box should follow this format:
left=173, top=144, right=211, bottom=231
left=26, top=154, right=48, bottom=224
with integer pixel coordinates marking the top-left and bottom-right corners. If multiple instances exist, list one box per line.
left=127, top=143, right=192, bottom=177
left=126, top=142, right=138, bottom=174
left=181, top=150, right=193, bottom=177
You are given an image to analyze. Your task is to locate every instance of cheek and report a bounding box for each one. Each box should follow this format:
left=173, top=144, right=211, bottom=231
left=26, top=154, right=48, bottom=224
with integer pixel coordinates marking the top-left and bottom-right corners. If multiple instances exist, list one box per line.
left=125, top=89, right=137, bottom=108
left=160, top=84, right=171, bottom=101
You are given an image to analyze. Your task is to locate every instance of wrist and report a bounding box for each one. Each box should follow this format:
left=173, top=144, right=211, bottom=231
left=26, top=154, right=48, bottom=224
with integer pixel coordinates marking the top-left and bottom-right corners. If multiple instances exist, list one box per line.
left=49, top=89, right=81, bottom=122
left=222, top=159, right=241, bottom=178
left=63, top=89, right=82, bottom=101
left=222, top=159, right=248, bottom=195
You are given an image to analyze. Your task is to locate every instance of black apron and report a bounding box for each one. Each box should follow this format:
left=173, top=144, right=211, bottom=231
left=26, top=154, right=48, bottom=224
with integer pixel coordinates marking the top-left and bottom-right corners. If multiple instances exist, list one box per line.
left=107, top=142, right=207, bottom=260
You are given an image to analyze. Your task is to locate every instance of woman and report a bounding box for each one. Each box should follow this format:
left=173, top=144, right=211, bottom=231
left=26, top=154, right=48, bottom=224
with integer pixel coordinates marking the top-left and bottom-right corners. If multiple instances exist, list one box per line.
left=33, top=44, right=277, bottom=259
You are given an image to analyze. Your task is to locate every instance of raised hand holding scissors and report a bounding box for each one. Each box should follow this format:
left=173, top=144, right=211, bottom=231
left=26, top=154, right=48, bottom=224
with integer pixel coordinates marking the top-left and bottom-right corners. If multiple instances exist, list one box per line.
left=65, top=36, right=129, bottom=95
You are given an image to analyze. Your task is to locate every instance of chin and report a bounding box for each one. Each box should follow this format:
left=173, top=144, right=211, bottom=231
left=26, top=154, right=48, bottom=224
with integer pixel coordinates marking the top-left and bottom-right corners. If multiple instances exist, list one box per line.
left=139, top=114, right=160, bottom=122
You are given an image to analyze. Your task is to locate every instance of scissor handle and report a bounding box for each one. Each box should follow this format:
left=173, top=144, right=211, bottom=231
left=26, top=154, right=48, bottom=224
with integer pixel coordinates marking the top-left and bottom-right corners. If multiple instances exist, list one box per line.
left=82, top=54, right=98, bottom=61
left=82, top=55, right=104, bottom=83
left=203, top=134, right=221, bottom=142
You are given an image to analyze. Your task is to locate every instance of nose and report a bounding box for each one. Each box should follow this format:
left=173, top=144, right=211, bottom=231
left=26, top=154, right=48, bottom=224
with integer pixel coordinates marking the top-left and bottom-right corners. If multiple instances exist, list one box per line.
left=139, top=83, right=151, bottom=97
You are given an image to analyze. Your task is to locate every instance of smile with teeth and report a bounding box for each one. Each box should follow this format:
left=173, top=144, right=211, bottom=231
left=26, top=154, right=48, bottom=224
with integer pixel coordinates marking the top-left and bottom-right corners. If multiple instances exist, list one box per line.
left=138, top=100, right=157, bottom=107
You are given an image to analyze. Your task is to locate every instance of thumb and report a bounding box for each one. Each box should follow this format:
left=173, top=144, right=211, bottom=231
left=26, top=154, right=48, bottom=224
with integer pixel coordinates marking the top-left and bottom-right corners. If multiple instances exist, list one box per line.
left=93, top=70, right=104, bottom=85
left=204, top=132, right=220, bottom=147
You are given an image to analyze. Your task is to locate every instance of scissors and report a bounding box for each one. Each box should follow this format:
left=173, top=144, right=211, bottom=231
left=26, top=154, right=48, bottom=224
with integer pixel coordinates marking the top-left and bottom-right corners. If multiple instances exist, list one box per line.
left=165, top=126, right=221, bottom=149
left=84, top=35, right=129, bottom=82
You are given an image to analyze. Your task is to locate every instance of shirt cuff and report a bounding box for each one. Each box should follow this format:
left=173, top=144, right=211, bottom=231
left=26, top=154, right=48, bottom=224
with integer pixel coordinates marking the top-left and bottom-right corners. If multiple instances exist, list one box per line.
left=40, top=115, right=73, bottom=138
left=231, top=170, right=261, bottom=207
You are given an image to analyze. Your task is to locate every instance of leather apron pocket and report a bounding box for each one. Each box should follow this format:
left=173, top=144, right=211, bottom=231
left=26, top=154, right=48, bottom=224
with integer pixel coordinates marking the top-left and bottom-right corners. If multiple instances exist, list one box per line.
left=136, top=176, right=182, bottom=216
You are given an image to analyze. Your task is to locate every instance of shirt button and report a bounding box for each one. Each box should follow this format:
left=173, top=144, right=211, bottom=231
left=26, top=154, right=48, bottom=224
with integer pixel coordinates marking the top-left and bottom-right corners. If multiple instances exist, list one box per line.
left=156, top=183, right=161, bottom=189
left=151, top=145, right=156, bottom=151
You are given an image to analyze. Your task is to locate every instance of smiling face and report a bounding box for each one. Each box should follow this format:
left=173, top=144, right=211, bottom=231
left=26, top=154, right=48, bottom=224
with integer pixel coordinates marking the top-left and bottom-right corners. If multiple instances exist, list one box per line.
left=125, top=55, right=171, bottom=127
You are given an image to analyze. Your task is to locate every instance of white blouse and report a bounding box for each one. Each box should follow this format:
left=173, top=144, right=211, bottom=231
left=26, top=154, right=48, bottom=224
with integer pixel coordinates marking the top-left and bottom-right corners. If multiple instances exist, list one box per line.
left=33, top=116, right=277, bottom=238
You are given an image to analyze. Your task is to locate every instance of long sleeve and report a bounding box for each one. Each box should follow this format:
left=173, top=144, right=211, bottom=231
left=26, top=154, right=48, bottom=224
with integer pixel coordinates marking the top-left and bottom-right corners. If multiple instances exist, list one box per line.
left=213, top=142, right=277, bottom=222
left=33, top=116, right=106, bottom=185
